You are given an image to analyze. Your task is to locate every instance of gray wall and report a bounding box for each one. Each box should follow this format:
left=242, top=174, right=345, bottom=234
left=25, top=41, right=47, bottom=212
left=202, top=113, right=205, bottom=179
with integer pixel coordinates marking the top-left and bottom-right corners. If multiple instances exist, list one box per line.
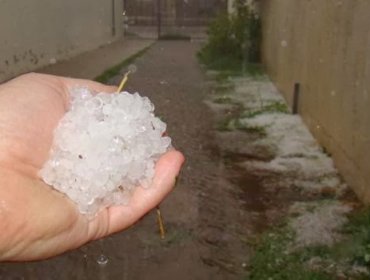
left=0, top=0, right=123, bottom=82
left=260, top=0, right=370, bottom=203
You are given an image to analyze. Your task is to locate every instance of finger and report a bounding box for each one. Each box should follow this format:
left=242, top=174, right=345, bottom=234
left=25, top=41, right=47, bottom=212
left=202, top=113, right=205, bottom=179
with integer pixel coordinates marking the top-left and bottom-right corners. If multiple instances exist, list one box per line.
left=98, top=150, right=185, bottom=236
left=60, top=77, right=117, bottom=93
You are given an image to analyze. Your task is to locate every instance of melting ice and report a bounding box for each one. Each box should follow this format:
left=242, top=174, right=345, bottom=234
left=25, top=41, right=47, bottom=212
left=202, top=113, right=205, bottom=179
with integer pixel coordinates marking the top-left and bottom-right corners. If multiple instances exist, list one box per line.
left=39, top=88, right=171, bottom=215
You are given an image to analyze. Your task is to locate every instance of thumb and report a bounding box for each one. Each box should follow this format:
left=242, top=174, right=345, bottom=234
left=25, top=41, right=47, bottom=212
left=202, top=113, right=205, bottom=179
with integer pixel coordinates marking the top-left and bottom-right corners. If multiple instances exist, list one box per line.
left=91, top=150, right=185, bottom=238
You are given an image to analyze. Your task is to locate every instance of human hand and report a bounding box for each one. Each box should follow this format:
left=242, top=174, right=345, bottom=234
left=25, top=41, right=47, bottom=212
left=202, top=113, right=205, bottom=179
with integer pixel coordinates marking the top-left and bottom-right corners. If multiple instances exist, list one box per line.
left=0, top=73, right=184, bottom=261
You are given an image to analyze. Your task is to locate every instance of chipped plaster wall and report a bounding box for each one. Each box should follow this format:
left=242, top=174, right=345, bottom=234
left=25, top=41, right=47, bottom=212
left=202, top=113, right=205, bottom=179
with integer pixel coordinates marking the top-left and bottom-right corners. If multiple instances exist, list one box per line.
left=260, top=0, right=370, bottom=202
left=0, top=0, right=123, bottom=82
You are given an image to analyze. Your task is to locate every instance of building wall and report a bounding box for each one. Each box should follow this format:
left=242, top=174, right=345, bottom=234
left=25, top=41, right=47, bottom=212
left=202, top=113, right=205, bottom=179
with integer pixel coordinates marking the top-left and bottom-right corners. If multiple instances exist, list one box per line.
left=260, top=0, right=370, bottom=202
left=0, top=0, right=123, bottom=82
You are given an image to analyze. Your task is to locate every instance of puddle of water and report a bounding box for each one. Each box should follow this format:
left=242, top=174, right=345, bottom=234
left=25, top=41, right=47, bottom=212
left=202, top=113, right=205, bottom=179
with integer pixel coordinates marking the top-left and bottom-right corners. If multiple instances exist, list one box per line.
left=229, top=172, right=266, bottom=213
left=223, top=151, right=272, bottom=164
left=222, top=151, right=313, bottom=232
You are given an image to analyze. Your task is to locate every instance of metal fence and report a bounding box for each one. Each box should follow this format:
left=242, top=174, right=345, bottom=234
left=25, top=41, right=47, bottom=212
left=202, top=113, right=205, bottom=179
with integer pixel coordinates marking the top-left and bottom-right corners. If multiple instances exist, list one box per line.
left=123, top=0, right=227, bottom=38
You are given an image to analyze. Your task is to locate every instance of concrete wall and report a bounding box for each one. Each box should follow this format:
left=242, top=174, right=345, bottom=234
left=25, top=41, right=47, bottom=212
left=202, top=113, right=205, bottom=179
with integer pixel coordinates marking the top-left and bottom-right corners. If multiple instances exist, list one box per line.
left=0, top=0, right=123, bottom=82
left=260, top=0, right=370, bottom=202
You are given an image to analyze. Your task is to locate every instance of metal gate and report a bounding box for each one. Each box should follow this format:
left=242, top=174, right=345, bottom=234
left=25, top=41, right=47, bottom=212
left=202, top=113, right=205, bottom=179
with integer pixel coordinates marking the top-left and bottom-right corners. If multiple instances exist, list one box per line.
left=123, top=0, right=227, bottom=39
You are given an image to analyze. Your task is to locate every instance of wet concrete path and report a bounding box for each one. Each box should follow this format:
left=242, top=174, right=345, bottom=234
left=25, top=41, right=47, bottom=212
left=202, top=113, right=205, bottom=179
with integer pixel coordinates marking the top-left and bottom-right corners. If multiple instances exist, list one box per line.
left=0, top=41, right=259, bottom=280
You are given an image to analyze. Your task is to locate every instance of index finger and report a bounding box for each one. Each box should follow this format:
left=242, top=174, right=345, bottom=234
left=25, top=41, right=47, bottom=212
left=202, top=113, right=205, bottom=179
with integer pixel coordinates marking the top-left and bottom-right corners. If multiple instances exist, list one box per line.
left=59, top=77, right=117, bottom=94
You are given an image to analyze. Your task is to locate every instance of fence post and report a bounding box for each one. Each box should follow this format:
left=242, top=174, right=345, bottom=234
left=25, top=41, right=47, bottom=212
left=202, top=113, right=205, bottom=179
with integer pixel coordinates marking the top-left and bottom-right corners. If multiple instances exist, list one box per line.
left=157, top=0, right=161, bottom=39
left=293, top=82, right=300, bottom=114
left=111, top=0, right=116, bottom=36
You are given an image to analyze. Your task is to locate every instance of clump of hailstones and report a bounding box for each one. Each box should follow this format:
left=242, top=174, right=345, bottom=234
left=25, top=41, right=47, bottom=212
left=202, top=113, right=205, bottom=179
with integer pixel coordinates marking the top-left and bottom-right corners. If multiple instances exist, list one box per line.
left=39, top=87, right=171, bottom=215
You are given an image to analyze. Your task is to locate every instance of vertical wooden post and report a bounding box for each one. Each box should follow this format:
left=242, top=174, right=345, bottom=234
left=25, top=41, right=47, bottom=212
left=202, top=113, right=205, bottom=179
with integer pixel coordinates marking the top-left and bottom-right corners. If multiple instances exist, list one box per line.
left=293, top=83, right=300, bottom=114
left=111, top=0, right=116, bottom=36
left=157, top=0, right=162, bottom=39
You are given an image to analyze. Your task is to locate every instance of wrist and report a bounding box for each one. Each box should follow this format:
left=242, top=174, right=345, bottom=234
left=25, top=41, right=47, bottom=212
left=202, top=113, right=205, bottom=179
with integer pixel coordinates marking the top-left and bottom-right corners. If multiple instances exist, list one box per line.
left=0, top=198, right=11, bottom=261
left=0, top=176, right=11, bottom=261
left=0, top=168, right=24, bottom=261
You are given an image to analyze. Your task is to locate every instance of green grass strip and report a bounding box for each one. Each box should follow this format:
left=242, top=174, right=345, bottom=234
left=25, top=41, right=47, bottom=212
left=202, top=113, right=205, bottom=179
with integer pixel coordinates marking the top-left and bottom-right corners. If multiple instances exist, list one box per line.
left=94, top=44, right=153, bottom=83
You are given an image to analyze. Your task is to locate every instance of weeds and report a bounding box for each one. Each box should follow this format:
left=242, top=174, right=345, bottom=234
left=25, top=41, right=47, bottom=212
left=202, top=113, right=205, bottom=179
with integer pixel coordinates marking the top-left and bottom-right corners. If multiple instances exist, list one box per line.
left=214, top=96, right=234, bottom=104
left=214, top=70, right=240, bottom=83
left=244, top=63, right=264, bottom=77
left=241, top=101, right=290, bottom=118
left=247, top=208, right=370, bottom=279
left=215, top=100, right=286, bottom=134
left=198, top=0, right=262, bottom=74
left=217, top=118, right=234, bottom=132
left=248, top=225, right=331, bottom=280
left=212, top=83, right=234, bottom=95
left=339, top=209, right=370, bottom=269
left=217, top=117, right=267, bottom=136
left=212, top=64, right=264, bottom=82
left=234, top=119, right=266, bottom=135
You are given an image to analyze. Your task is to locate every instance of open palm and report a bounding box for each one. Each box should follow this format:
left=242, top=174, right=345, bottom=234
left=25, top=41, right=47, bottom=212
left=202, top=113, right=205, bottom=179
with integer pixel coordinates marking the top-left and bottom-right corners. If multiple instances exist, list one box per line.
left=0, top=73, right=184, bottom=261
